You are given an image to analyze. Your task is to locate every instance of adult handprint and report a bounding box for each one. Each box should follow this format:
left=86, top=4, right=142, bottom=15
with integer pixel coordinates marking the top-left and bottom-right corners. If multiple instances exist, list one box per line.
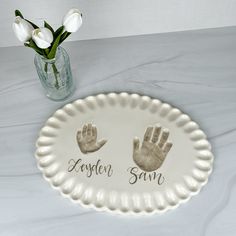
left=133, top=125, right=172, bottom=172
left=76, top=123, right=107, bottom=154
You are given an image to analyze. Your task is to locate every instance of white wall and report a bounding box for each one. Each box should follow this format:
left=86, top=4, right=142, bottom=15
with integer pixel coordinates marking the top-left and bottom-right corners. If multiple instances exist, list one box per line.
left=1, top=0, right=236, bottom=47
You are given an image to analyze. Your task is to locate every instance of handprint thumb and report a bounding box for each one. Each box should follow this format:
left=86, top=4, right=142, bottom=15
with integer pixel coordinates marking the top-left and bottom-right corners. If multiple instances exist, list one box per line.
left=98, top=139, right=107, bottom=148
left=133, top=137, right=140, bottom=151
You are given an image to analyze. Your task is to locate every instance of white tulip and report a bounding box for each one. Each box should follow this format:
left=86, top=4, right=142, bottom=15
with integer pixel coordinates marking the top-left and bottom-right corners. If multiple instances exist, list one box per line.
left=32, top=27, right=53, bottom=49
left=63, top=8, right=82, bottom=33
left=12, top=16, right=34, bottom=42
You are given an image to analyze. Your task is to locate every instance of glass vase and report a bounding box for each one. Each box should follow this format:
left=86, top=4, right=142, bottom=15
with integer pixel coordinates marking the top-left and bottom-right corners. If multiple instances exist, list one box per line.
left=34, top=46, right=75, bottom=101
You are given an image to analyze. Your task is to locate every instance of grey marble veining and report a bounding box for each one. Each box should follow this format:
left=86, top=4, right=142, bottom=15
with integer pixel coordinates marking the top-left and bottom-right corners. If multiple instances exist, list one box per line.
left=0, top=26, right=236, bottom=236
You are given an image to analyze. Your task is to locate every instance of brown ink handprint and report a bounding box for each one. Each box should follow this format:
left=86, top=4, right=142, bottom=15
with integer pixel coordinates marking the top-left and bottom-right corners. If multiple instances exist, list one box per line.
left=133, top=125, right=173, bottom=172
left=76, top=123, right=107, bottom=154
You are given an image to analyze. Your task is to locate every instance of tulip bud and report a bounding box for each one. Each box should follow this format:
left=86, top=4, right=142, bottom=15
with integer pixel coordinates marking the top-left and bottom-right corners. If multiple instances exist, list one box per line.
left=13, top=16, right=34, bottom=42
left=63, top=8, right=82, bottom=33
left=32, top=27, right=53, bottom=49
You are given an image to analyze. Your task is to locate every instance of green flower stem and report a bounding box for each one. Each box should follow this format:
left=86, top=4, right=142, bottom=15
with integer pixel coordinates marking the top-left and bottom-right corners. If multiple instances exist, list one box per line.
left=60, top=32, right=71, bottom=44
left=52, top=63, right=60, bottom=89
left=44, top=62, right=48, bottom=73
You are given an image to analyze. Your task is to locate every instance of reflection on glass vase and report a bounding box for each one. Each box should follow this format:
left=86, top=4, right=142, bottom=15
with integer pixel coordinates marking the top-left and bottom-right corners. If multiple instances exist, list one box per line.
left=34, top=46, right=75, bottom=101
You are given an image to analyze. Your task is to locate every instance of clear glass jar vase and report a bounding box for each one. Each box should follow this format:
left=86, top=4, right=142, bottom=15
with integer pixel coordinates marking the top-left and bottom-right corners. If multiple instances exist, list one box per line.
left=34, top=46, right=75, bottom=101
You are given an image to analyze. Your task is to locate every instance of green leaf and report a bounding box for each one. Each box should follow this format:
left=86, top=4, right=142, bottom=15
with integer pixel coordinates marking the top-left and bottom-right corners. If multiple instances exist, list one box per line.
left=44, top=21, right=54, bottom=34
left=53, top=26, right=64, bottom=40
left=14, top=9, right=38, bottom=29
left=48, top=27, right=64, bottom=59
left=15, top=10, right=23, bottom=18
left=59, top=32, right=71, bottom=44
left=27, top=39, right=44, bottom=56
left=25, top=19, right=39, bottom=29
left=45, top=48, right=50, bottom=55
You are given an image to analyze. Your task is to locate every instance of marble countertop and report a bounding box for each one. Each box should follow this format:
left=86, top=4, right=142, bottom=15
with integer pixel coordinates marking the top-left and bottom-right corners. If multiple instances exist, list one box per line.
left=1, top=26, right=236, bottom=236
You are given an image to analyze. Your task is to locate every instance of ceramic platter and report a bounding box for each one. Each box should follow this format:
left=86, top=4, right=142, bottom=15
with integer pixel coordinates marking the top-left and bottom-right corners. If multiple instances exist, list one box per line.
left=35, top=93, right=214, bottom=215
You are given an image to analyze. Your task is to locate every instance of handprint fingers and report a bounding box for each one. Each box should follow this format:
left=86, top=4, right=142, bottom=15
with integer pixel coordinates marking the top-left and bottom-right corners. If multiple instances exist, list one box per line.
left=92, top=125, right=97, bottom=139
left=163, top=142, right=173, bottom=155
left=76, top=129, right=82, bottom=142
left=76, top=129, right=87, bottom=153
left=144, top=127, right=153, bottom=142
left=151, top=125, right=161, bottom=143
left=133, top=137, right=140, bottom=152
left=87, top=123, right=92, bottom=136
left=82, top=124, right=87, bottom=137
left=158, top=129, right=169, bottom=148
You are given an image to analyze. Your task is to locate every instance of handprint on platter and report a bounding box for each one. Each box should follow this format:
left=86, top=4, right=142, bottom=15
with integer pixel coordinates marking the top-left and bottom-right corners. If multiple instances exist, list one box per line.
left=133, top=124, right=173, bottom=172
left=76, top=123, right=107, bottom=154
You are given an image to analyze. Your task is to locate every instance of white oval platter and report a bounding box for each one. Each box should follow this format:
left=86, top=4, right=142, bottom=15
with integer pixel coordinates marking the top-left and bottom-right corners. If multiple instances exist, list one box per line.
left=35, top=93, right=214, bottom=214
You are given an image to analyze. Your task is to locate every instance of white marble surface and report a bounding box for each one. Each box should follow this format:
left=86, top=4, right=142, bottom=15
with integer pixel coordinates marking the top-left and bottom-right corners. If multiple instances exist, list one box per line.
left=1, top=26, right=236, bottom=236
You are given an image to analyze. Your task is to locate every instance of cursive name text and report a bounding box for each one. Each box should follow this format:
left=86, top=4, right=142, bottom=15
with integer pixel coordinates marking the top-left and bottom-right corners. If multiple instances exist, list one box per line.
left=68, top=158, right=113, bottom=177
left=127, top=167, right=165, bottom=185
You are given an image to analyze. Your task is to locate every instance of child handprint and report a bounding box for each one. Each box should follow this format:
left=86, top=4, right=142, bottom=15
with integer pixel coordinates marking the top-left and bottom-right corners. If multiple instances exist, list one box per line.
left=76, top=123, right=107, bottom=154
left=133, top=124, right=172, bottom=172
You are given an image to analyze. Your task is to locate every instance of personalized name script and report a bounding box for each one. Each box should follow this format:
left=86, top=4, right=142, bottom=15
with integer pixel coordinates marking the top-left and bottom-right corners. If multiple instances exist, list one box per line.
left=127, top=167, right=165, bottom=185
left=68, top=158, right=113, bottom=178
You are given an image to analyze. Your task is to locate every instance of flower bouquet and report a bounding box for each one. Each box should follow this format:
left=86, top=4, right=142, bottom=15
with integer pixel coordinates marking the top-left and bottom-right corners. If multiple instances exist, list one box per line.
left=13, top=8, right=83, bottom=100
